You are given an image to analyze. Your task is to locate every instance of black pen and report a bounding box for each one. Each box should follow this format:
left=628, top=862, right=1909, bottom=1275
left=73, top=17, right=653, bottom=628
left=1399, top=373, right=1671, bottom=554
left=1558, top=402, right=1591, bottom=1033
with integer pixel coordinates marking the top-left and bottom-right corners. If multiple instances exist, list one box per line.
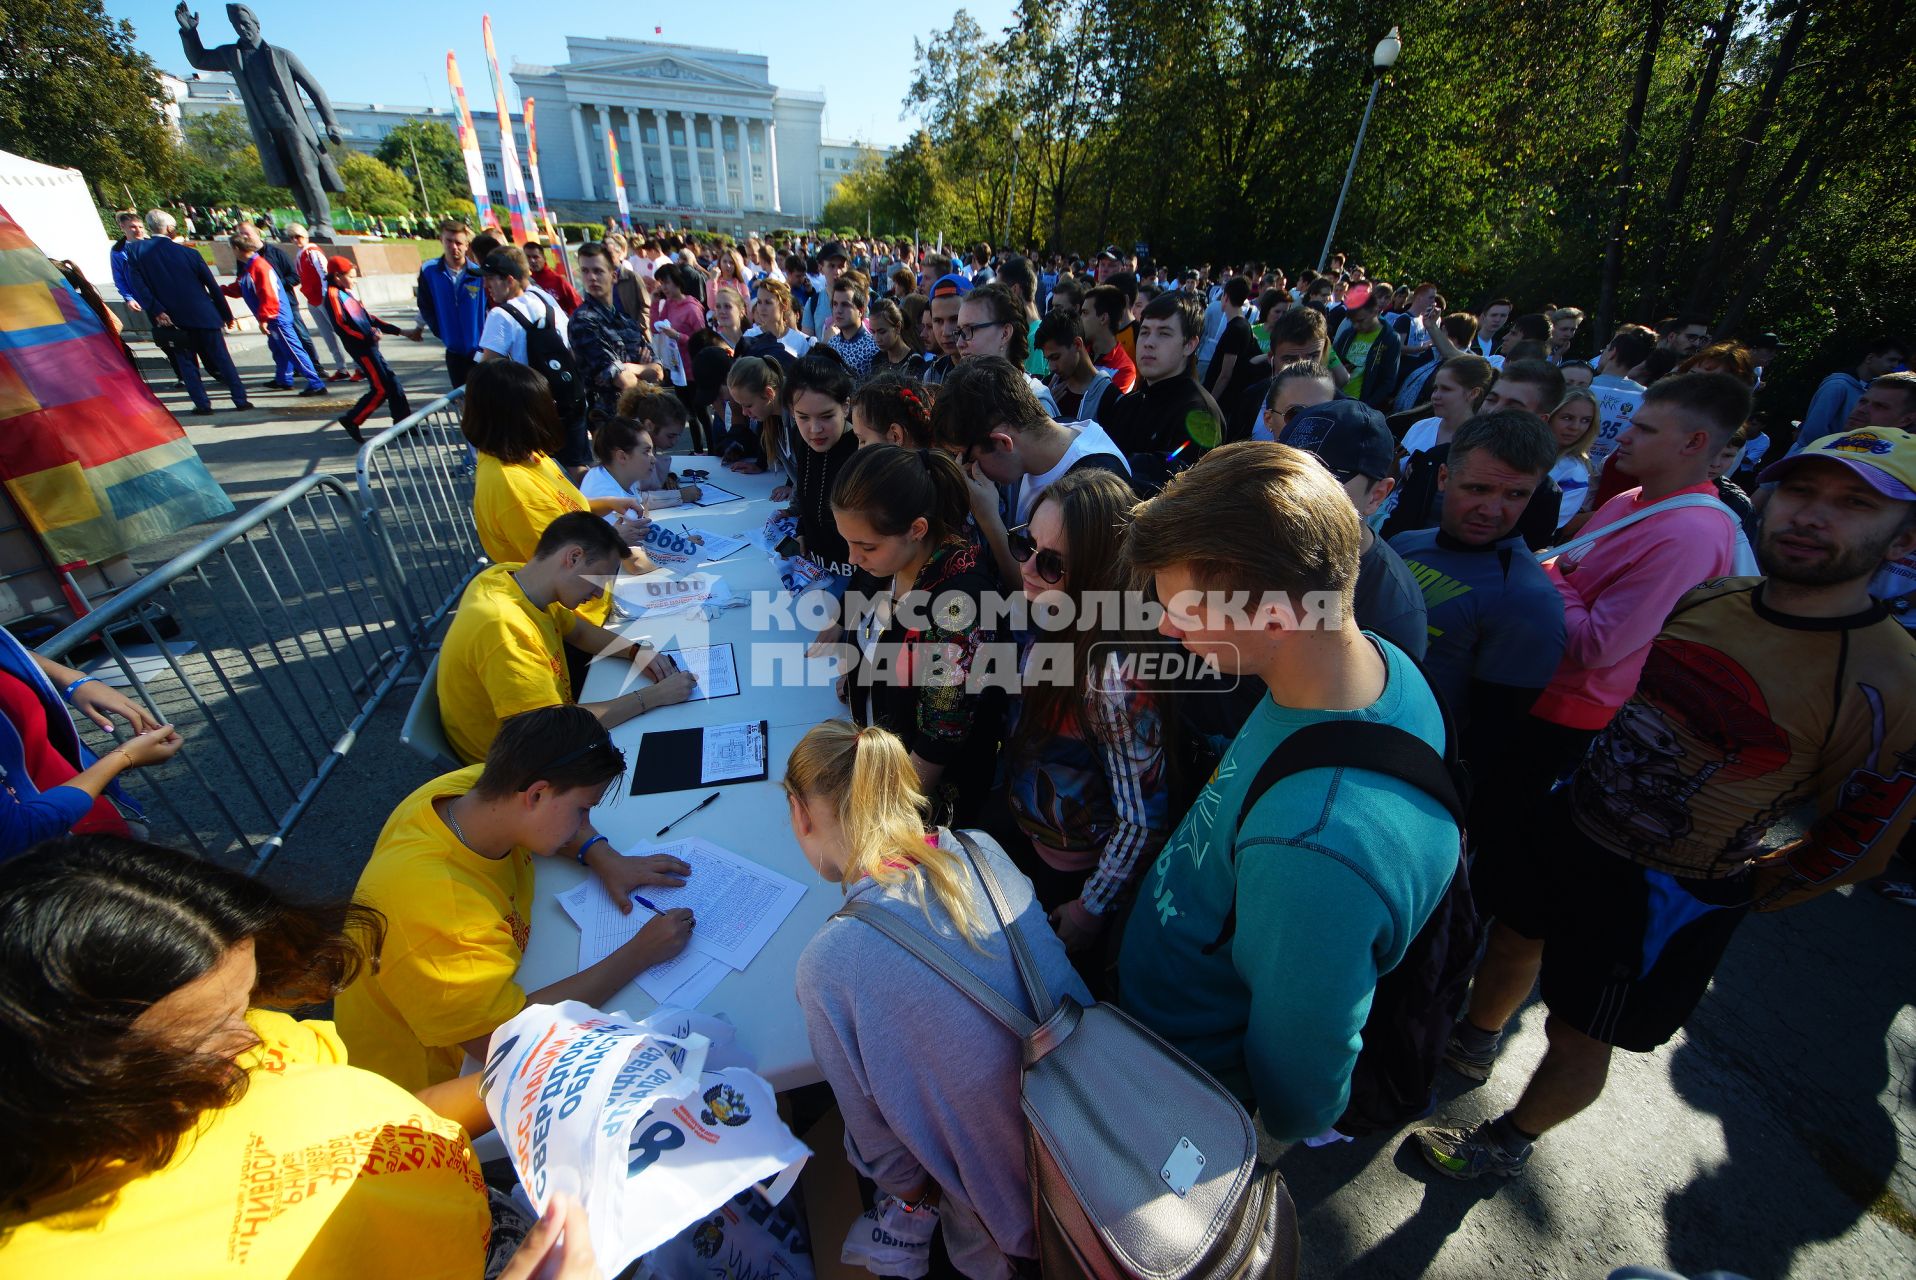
left=657, top=790, right=722, bottom=837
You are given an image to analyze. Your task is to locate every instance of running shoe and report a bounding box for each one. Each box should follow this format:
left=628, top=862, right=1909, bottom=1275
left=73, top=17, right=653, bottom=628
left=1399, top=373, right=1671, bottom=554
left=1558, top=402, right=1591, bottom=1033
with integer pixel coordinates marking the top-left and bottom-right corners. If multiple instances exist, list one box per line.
left=1414, top=1121, right=1531, bottom=1180
left=1442, top=1030, right=1501, bottom=1082
left=1873, top=879, right=1916, bottom=907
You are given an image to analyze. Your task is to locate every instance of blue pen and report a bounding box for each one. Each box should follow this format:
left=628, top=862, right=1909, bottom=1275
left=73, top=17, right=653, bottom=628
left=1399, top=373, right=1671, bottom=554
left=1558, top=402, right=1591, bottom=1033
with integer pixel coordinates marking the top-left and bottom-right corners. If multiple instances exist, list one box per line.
left=632, top=892, right=665, bottom=914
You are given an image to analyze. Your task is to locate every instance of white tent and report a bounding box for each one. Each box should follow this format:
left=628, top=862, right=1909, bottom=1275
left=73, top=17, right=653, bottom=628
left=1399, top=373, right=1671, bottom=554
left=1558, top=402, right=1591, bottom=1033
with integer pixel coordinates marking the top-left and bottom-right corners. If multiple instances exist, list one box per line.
left=0, top=150, right=114, bottom=292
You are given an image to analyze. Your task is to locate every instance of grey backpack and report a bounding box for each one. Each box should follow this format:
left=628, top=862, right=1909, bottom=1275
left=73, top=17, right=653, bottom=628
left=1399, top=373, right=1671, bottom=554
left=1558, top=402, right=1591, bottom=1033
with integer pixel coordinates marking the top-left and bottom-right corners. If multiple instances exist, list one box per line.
left=835, top=829, right=1297, bottom=1280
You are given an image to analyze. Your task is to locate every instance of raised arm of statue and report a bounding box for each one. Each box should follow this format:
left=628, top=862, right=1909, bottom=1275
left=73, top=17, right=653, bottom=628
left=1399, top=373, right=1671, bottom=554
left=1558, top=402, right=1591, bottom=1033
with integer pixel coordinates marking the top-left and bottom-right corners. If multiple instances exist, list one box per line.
left=175, top=3, right=225, bottom=71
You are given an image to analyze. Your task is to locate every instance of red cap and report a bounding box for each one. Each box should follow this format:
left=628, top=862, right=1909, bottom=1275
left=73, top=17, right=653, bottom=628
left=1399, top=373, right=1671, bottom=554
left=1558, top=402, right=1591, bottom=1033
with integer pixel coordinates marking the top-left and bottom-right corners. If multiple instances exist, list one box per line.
left=326, top=255, right=355, bottom=279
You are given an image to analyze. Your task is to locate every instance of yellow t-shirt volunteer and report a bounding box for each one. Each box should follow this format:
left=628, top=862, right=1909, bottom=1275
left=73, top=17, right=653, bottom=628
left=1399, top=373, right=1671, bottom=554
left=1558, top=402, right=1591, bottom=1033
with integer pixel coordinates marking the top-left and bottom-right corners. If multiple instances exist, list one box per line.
left=334, top=765, right=535, bottom=1092
left=2, top=1011, right=488, bottom=1279
left=438, top=562, right=579, bottom=765
left=473, top=451, right=611, bottom=625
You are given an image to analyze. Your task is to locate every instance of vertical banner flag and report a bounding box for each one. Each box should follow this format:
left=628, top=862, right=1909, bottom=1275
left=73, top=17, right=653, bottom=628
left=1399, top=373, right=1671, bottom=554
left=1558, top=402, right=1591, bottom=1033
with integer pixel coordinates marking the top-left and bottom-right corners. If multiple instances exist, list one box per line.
left=481, top=15, right=534, bottom=242
left=523, top=97, right=562, bottom=245
left=447, top=52, right=498, bottom=230
left=606, top=128, right=631, bottom=230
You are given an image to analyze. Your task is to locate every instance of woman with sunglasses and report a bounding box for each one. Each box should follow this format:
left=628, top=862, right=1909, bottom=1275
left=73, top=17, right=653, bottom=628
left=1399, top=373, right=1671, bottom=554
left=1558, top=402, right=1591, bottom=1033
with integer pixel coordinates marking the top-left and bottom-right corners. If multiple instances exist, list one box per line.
left=1252, top=359, right=1338, bottom=442
left=990, top=468, right=1176, bottom=955
left=832, top=445, right=1007, bottom=826
left=335, top=705, right=695, bottom=1092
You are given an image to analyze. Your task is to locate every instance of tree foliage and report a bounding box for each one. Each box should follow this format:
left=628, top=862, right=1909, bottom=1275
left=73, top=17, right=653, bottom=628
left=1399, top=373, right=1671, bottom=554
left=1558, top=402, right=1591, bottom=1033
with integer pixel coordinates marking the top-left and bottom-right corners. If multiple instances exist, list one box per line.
left=374, top=119, right=467, bottom=212
left=857, top=0, right=1912, bottom=411
left=177, top=107, right=288, bottom=209
left=0, top=0, right=179, bottom=203
left=338, top=153, right=415, bottom=217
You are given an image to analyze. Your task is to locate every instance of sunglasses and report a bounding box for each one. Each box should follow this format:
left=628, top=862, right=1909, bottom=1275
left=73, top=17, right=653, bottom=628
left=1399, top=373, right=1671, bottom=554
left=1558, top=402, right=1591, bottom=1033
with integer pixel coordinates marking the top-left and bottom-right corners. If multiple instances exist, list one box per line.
left=680, top=468, right=709, bottom=479
left=1008, top=526, right=1066, bottom=584
left=531, top=734, right=621, bottom=784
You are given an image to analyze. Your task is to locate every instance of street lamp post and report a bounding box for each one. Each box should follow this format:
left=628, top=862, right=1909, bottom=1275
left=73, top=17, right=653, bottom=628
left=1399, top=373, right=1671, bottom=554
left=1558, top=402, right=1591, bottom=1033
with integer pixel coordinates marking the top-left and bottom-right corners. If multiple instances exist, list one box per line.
left=1317, top=27, right=1401, bottom=273
left=1003, top=122, right=1023, bottom=257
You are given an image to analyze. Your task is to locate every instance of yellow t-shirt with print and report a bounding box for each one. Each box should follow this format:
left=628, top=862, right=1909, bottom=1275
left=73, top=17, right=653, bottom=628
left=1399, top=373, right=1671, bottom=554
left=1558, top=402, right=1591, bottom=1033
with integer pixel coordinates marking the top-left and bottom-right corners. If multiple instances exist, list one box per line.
left=473, top=451, right=610, bottom=624
left=1, top=1010, right=488, bottom=1280
left=437, top=562, right=578, bottom=765
left=333, top=766, right=536, bottom=1092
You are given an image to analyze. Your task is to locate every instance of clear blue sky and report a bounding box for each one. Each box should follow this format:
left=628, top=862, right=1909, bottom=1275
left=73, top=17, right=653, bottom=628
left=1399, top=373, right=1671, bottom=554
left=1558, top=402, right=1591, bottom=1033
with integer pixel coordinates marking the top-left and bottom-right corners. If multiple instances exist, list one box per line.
left=111, top=1, right=1016, bottom=148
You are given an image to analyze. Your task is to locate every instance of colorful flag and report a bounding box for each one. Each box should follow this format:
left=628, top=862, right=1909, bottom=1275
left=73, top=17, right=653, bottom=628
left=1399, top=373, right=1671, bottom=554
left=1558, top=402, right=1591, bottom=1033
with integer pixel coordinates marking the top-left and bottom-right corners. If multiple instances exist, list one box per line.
left=523, top=96, right=562, bottom=245
left=606, top=128, right=631, bottom=230
left=447, top=52, right=498, bottom=230
left=481, top=16, right=535, bottom=243
left=0, top=204, right=232, bottom=566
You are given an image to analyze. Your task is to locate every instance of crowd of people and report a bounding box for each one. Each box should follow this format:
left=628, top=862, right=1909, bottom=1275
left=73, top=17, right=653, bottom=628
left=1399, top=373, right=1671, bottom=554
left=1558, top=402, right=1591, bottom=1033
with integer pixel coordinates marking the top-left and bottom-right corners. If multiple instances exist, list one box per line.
left=6, top=213, right=1915, bottom=1278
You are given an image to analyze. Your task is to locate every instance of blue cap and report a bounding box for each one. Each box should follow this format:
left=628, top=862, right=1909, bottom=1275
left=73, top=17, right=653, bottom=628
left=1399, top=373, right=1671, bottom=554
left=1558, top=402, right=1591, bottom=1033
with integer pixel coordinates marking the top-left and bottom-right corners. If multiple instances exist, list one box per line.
left=930, top=273, right=974, bottom=299
left=1278, top=398, right=1394, bottom=481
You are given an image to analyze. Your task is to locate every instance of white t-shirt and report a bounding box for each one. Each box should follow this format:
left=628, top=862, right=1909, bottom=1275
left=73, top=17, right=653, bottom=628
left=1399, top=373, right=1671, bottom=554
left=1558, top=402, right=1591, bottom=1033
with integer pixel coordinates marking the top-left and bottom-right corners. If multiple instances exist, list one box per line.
left=1548, top=454, right=1592, bottom=532
left=579, top=464, right=645, bottom=523
left=1014, top=422, right=1130, bottom=524
left=477, top=287, right=568, bottom=365
left=1399, top=416, right=1443, bottom=457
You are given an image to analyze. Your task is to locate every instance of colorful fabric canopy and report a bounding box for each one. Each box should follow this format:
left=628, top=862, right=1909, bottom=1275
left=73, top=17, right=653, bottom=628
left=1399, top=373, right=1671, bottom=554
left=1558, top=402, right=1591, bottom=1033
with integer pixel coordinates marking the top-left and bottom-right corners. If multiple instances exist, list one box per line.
left=0, top=202, right=233, bottom=567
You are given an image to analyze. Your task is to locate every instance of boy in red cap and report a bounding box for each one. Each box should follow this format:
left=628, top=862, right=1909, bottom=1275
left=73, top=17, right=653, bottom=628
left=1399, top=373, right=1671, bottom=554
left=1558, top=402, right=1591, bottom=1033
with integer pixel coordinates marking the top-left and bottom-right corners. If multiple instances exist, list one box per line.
left=325, top=256, right=421, bottom=443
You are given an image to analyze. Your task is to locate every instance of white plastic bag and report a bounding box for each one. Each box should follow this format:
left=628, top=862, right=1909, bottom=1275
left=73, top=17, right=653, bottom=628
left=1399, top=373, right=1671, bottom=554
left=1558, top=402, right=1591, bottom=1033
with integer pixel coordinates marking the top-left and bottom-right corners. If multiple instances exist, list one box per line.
left=483, top=1002, right=809, bottom=1277
left=840, top=1194, right=938, bottom=1279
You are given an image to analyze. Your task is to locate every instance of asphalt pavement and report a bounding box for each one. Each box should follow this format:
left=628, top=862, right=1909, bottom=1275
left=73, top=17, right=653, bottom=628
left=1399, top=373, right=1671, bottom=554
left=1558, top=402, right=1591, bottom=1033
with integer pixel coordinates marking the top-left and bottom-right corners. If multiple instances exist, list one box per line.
left=121, top=325, right=1916, bottom=1280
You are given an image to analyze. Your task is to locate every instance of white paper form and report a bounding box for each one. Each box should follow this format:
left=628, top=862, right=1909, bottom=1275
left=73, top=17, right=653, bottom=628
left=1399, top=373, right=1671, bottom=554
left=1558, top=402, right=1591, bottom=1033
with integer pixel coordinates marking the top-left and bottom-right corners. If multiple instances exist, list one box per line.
left=685, top=482, right=745, bottom=507
left=658, top=643, right=739, bottom=701
left=555, top=876, right=730, bottom=1006
left=632, top=837, right=807, bottom=971
left=680, top=527, right=751, bottom=564
left=700, top=720, right=765, bottom=782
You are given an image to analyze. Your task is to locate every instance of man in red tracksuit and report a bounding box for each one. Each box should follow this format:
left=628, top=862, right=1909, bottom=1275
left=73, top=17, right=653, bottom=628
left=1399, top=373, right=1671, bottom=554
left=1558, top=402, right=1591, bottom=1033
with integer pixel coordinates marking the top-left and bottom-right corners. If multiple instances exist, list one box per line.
left=290, top=224, right=350, bottom=380
left=325, top=256, right=421, bottom=443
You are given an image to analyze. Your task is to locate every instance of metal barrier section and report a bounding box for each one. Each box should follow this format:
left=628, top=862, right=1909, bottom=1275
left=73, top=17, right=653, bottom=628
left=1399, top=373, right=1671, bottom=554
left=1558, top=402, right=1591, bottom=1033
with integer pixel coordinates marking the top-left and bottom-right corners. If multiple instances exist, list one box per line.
left=354, top=387, right=485, bottom=653
left=35, top=476, right=413, bottom=871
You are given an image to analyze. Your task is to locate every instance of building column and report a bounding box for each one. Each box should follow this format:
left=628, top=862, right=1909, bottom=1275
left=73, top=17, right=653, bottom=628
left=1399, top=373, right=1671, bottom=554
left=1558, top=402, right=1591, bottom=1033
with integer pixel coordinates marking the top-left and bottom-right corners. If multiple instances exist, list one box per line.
left=652, top=107, right=679, bottom=208
left=705, top=113, right=725, bottom=210
left=766, top=118, right=782, bottom=214
left=741, top=117, right=759, bottom=213
left=624, top=107, right=648, bottom=210
left=569, top=103, right=596, bottom=201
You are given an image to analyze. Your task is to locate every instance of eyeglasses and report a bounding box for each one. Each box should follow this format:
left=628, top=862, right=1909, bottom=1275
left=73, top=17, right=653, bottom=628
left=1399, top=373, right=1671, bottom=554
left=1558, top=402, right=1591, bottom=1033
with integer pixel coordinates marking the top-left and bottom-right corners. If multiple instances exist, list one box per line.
left=954, top=320, right=1011, bottom=346
left=1008, top=525, right=1066, bottom=584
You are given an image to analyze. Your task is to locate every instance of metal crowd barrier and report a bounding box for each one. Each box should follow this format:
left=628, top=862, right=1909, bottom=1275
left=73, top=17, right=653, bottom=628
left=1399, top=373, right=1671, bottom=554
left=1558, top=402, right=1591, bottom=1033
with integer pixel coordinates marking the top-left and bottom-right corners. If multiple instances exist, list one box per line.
left=35, top=475, right=415, bottom=871
left=355, top=387, right=485, bottom=651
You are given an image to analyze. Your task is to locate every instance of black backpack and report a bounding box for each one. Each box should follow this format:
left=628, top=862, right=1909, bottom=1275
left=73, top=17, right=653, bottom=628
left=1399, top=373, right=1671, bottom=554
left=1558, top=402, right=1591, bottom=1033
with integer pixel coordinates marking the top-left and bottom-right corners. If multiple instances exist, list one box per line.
left=1211, top=710, right=1482, bottom=1138
left=505, top=293, right=585, bottom=418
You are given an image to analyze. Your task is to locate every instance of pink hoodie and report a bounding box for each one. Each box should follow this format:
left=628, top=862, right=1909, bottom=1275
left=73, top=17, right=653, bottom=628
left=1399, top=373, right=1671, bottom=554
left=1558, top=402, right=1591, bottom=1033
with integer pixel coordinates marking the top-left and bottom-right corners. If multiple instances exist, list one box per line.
left=1531, top=482, right=1738, bottom=730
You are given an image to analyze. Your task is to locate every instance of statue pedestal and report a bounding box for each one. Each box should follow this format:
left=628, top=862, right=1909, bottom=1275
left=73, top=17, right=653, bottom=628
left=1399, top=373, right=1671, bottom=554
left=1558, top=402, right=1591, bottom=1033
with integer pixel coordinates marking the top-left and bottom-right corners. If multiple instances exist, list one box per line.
left=201, top=240, right=422, bottom=277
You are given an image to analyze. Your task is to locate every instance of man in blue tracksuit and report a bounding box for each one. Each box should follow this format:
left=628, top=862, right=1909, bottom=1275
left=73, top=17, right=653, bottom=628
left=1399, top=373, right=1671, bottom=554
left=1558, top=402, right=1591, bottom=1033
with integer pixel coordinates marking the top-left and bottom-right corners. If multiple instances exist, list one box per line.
left=121, top=209, right=252, bottom=414
left=410, top=218, right=487, bottom=387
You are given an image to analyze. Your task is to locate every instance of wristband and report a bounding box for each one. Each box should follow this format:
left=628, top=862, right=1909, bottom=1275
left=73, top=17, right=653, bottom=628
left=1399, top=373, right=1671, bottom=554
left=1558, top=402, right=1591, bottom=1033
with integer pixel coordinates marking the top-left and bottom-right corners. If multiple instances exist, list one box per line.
left=576, top=834, right=610, bottom=866
left=63, top=676, right=99, bottom=703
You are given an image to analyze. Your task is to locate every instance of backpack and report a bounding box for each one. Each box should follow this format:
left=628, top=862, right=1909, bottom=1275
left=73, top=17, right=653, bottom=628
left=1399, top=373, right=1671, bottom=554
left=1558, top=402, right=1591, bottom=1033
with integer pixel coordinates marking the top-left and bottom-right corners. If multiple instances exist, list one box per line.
left=1214, top=709, right=1481, bottom=1139
left=836, top=830, right=1298, bottom=1280
left=505, top=293, right=585, bottom=418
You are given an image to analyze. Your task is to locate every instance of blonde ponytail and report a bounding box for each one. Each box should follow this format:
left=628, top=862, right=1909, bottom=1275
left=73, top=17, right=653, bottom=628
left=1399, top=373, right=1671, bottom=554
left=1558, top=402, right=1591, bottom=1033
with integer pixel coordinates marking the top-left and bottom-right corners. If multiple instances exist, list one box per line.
left=786, top=721, right=988, bottom=943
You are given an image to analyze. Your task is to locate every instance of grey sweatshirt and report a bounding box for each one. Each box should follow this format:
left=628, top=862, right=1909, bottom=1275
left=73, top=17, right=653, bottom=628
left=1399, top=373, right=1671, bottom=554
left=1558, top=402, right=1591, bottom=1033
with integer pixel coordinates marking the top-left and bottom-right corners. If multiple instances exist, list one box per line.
left=796, top=828, right=1093, bottom=1280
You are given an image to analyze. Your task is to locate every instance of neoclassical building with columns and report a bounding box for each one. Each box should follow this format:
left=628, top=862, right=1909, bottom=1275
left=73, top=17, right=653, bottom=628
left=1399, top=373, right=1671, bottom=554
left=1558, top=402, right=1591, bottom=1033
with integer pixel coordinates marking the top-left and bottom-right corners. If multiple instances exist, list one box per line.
left=173, top=35, right=886, bottom=235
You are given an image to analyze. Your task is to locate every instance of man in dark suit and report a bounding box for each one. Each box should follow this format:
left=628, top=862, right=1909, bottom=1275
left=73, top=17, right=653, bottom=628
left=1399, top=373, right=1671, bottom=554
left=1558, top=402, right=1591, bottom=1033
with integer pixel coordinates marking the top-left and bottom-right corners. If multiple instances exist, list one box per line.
left=122, top=211, right=251, bottom=415
left=176, top=3, right=345, bottom=240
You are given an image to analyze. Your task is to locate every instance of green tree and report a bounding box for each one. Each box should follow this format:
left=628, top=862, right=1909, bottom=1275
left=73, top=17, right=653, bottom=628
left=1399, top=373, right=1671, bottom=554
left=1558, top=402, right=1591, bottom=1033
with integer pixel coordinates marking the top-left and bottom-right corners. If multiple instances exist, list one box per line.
left=338, top=153, right=415, bottom=217
left=178, top=107, right=287, bottom=209
left=374, top=118, right=467, bottom=212
left=0, top=0, right=179, bottom=203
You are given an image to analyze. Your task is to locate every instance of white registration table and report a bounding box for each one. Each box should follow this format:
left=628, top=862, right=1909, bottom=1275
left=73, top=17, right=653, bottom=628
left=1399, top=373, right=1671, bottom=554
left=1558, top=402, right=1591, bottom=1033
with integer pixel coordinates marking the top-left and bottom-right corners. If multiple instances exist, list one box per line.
left=514, top=461, right=847, bottom=1091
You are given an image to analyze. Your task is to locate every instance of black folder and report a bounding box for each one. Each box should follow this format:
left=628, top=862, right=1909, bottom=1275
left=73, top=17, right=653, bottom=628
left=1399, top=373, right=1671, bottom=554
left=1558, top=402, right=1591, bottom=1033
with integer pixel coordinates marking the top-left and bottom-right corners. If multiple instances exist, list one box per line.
left=629, top=720, right=770, bottom=796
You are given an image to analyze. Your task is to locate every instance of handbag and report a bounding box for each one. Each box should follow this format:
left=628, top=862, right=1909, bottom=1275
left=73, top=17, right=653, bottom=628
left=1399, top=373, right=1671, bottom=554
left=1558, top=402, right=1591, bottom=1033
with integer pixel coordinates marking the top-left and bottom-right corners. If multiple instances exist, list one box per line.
left=835, top=830, right=1297, bottom=1280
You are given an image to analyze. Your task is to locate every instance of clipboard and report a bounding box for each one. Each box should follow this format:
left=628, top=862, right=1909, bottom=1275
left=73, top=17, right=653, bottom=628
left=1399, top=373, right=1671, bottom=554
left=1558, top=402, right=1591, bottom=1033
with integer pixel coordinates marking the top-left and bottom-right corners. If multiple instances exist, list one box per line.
left=629, top=719, right=770, bottom=795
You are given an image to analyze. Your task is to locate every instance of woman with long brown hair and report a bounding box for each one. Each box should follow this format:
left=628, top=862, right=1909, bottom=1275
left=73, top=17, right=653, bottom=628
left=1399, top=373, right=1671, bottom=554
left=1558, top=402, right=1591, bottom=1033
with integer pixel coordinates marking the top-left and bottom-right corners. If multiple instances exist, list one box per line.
left=0, top=835, right=501, bottom=1277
